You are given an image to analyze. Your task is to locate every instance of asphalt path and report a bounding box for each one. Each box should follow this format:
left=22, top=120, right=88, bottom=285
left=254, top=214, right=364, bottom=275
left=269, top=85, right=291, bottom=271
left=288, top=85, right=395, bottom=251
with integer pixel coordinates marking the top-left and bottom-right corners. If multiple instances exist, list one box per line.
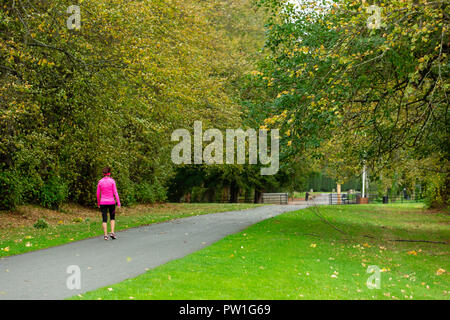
left=0, top=204, right=308, bottom=300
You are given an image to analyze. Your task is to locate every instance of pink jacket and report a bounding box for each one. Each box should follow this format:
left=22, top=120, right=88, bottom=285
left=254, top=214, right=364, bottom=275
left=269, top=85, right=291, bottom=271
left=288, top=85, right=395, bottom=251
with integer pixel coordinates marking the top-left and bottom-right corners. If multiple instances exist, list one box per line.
left=96, top=177, right=121, bottom=207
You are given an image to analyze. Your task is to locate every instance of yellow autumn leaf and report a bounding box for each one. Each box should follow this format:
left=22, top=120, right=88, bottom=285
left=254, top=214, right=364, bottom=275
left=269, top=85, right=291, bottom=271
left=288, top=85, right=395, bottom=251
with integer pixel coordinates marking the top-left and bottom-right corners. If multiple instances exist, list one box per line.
left=436, top=268, right=446, bottom=276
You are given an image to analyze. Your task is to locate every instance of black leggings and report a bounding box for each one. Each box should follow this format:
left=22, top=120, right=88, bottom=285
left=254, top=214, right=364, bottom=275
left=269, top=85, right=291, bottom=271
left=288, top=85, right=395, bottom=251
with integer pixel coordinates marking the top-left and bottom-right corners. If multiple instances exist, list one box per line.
left=100, top=204, right=116, bottom=223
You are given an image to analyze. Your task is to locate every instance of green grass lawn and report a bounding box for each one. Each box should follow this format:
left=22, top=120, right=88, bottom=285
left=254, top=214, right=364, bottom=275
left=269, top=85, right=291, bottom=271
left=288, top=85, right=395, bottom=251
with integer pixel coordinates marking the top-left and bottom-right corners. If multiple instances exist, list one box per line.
left=0, top=203, right=262, bottom=257
left=71, top=203, right=449, bottom=300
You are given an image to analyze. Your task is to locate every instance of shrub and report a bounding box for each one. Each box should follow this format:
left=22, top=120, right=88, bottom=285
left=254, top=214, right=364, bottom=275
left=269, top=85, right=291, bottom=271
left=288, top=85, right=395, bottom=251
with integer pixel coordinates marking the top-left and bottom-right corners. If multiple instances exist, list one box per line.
left=135, top=182, right=156, bottom=204
left=73, top=217, right=83, bottom=223
left=38, top=176, right=68, bottom=210
left=0, top=170, right=21, bottom=210
left=424, top=173, right=449, bottom=209
left=134, top=180, right=167, bottom=204
left=153, top=180, right=167, bottom=202
left=34, top=218, right=49, bottom=229
left=118, top=178, right=136, bottom=206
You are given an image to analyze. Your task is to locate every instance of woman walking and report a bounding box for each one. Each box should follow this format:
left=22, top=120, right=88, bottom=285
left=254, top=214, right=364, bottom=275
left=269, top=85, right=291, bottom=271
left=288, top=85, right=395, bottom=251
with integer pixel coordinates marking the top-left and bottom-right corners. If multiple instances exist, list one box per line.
left=96, top=167, right=121, bottom=240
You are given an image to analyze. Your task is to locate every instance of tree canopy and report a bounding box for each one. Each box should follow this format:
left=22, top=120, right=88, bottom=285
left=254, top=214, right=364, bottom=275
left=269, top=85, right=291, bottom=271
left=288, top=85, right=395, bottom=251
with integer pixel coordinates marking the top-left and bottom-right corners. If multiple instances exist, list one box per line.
left=0, top=0, right=269, bottom=209
left=246, top=0, right=448, bottom=207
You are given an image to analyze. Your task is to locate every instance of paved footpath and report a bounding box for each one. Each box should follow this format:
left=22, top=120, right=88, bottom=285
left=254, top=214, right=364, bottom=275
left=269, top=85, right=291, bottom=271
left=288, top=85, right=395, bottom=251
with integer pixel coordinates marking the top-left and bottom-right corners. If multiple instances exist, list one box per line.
left=0, top=204, right=307, bottom=300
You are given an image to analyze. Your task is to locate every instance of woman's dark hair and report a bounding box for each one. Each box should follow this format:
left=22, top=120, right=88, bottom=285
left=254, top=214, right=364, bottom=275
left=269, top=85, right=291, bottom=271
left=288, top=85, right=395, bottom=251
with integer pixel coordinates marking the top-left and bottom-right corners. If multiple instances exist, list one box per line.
left=102, top=166, right=111, bottom=176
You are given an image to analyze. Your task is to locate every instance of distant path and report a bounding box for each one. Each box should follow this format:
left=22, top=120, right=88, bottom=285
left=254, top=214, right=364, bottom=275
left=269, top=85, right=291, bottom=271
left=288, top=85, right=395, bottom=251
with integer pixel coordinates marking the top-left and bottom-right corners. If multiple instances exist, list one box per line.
left=0, top=204, right=308, bottom=300
left=289, top=193, right=329, bottom=205
left=310, top=193, right=330, bottom=205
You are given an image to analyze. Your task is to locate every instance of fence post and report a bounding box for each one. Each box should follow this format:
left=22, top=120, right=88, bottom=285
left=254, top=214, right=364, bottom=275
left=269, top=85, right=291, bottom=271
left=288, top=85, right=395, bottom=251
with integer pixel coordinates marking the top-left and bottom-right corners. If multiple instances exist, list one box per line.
left=337, top=184, right=341, bottom=205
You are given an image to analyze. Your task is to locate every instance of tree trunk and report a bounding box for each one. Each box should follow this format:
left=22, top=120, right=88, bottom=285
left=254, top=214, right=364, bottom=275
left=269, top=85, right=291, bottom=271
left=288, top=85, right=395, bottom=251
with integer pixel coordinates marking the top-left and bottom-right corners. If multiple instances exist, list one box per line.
left=229, top=181, right=239, bottom=203
left=254, top=190, right=263, bottom=203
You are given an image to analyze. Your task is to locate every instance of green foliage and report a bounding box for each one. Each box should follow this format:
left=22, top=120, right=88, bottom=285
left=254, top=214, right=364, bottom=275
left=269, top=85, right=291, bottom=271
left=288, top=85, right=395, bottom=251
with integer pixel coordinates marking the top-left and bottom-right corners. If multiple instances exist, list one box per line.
left=135, top=182, right=156, bottom=204
left=135, top=181, right=167, bottom=204
left=0, top=170, right=21, bottom=210
left=423, top=173, right=449, bottom=209
left=38, top=176, right=68, bottom=210
left=244, top=0, right=449, bottom=205
left=33, top=219, right=49, bottom=229
left=0, top=0, right=267, bottom=208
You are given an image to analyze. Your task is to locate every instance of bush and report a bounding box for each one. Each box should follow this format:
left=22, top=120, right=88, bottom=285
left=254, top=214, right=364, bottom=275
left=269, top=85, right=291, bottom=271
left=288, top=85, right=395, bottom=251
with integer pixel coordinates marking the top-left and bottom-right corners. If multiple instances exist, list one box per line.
left=135, top=182, right=156, bottom=203
left=153, top=180, right=167, bottom=202
left=134, top=180, right=167, bottom=204
left=191, top=186, right=207, bottom=202
left=38, top=176, right=68, bottom=210
left=34, top=218, right=49, bottom=229
left=73, top=217, right=83, bottom=223
left=117, top=178, right=136, bottom=206
left=0, top=170, right=21, bottom=210
left=424, top=173, right=449, bottom=209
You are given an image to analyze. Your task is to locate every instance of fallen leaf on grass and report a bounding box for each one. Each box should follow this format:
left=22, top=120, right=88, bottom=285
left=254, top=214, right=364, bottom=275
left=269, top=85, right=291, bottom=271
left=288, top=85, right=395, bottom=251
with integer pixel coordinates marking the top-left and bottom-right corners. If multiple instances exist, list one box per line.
left=436, top=268, right=446, bottom=276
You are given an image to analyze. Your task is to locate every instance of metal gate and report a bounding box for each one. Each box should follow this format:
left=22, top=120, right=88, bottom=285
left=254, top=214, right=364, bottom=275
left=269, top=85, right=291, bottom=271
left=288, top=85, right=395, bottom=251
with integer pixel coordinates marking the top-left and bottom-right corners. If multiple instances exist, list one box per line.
left=262, top=193, right=289, bottom=205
